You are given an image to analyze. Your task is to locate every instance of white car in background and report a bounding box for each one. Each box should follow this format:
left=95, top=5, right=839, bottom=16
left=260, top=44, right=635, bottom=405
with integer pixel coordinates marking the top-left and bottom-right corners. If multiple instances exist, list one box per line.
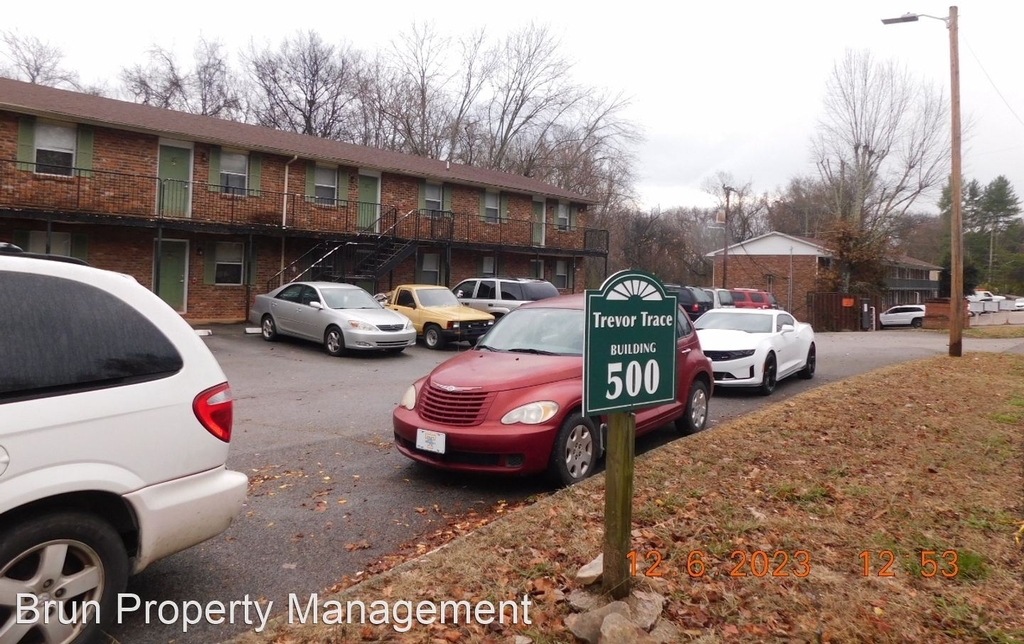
left=695, top=308, right=816, bottom=396
left=878, top=304, right=926, bottom=328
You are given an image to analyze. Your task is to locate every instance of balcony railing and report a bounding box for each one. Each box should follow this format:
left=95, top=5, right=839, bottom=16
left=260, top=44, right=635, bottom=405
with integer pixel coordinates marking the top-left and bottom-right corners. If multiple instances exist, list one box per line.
left=0, top=159, right=608, bottom=253
left=885, top=278, right=938, bottom=290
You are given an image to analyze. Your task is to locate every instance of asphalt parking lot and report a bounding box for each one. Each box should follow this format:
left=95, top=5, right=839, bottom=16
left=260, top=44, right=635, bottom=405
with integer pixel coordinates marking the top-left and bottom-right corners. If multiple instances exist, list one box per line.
left=105, top=326, right=1024, bottom=644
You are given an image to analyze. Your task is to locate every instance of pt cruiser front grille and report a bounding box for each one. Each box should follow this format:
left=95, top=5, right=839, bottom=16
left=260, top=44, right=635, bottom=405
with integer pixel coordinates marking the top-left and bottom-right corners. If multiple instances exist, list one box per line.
left=419, top=385, right=495, bottom=426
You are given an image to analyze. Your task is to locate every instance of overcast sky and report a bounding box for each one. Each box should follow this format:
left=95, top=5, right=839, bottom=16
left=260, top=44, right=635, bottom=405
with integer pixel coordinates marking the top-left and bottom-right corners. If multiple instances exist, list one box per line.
left=7, top=1, right=1023, bottom=212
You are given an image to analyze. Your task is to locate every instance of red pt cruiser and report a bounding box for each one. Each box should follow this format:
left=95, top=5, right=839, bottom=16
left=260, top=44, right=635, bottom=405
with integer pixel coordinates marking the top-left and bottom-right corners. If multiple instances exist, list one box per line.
left=393, top=294, right=714, bottom=486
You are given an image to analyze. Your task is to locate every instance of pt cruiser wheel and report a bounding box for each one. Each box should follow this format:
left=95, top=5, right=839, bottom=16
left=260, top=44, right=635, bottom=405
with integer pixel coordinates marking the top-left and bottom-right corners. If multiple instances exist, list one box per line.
left=548, top=413, right=597, bottom=487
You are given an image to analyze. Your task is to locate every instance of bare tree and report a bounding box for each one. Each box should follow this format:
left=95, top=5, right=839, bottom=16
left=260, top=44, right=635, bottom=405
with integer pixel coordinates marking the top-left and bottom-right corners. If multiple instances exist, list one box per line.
left=0, top=30, right=81, bottom=89
left=480, top=24, right=582, bottom=172
left=120, top=38, right=243, bottom=119
left=245, top=31, right=363, bottom=139
left=701, top=173, right=770, bottom=243
left=813, top=49, right=948, bottom=235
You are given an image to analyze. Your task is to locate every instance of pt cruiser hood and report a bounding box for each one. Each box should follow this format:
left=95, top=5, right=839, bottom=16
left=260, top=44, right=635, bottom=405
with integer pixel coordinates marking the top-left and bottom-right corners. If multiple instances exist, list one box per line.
left=426, top=350, right=580, bottom=393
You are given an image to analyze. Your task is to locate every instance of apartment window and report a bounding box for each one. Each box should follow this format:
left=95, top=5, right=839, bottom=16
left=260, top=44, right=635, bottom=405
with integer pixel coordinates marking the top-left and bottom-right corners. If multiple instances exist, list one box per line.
left=28, top=231, right=71, bottom=256
left=529, top=259, right=544, bottom=279
left=315, top=166, right=337, bottom=205
left=35, top=122, right=76, bottom=176
left=215, top=242, right=244, bottom=285
left=425, top=183, right=442, bottom=215
left=420, top=253, right=440, bottom=285
left=481, top=256, right=496, bottom=277
left=554, top=259, right=571, bottom=289
left=484, top=192, right=499, bottom=224
left=556, top=203, right=570, bottom=231
left=220, top=152, right=248, bottom=196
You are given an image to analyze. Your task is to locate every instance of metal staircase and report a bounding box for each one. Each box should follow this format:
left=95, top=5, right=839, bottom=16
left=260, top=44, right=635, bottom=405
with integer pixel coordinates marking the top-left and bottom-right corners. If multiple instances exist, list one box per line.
left=350, top=209, right=419, bottom=281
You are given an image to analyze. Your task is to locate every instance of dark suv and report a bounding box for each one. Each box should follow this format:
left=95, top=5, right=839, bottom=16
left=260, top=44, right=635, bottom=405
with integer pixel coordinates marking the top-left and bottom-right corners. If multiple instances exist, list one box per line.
left=665, top=284, right=713, bottom=321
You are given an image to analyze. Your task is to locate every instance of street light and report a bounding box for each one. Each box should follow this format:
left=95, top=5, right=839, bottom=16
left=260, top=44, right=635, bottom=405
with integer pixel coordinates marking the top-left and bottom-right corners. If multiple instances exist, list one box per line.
left=720, top=185, right=735, bottom=289
left=882, top=6, right=962, bottom=357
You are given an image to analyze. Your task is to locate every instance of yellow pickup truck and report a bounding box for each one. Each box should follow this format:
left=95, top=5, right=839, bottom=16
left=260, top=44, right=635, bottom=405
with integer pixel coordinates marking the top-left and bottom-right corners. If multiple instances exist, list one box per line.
left=382, top=284, right=495, bottom=349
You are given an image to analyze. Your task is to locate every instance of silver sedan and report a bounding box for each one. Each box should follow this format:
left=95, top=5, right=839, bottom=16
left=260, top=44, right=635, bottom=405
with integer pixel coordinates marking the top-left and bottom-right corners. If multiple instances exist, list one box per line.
left=250, top=282, right=416, bottom=355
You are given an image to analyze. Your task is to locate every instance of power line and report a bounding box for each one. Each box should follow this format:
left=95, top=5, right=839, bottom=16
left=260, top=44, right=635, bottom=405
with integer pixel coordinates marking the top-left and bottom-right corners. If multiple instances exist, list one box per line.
left=963, top=34, right=1024, bottom=131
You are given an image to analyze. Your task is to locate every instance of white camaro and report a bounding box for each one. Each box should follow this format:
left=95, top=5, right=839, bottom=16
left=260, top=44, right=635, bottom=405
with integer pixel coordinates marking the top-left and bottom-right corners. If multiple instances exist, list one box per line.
left=695, top=308, right=816, bottom=396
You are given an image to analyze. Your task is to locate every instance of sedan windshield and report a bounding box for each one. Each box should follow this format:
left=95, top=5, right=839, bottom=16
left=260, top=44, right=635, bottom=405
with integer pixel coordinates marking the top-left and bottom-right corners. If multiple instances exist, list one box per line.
left=417, top=288, right=460, bottom=307
left=321, top=288, right=381, bottom=310
left=477, top=308, right=584, bottom=356
left=695, top=311, right=773, bottom=333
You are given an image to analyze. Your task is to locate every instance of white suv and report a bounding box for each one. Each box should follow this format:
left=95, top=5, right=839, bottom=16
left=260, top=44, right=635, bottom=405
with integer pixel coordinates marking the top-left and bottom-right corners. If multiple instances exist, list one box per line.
left=0, top=249, right=247, bottom=643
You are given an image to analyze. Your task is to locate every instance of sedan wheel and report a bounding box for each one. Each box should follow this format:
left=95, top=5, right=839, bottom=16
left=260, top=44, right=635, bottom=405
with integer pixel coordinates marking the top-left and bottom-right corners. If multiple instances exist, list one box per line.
left=261, top=315, right=278, bottom=341
left=759, top=353, right=777, bottom=396
left=675, top=380, right=709, bottom=435
left=798, top=343, right=816, bottom=379
left=324, top=326, right=346, bottom=357
left=548, top=413, right=597, bottom=487
left=0, top=513, right=129, bottom=644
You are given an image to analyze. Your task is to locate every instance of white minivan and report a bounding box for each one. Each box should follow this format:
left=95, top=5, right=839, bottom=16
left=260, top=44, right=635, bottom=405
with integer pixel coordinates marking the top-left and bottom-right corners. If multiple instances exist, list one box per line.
left=0, top=247, right=247, bottom=643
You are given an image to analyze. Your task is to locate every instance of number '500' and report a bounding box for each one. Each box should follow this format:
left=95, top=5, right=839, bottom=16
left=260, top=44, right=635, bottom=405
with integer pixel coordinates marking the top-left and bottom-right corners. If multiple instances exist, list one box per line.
left=607, top=360, right=660, bottom=399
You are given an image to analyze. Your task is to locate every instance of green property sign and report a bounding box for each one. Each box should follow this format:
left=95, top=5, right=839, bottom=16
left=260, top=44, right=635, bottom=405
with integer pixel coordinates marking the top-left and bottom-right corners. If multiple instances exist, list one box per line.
left=583, top=270, right=678, bottom=415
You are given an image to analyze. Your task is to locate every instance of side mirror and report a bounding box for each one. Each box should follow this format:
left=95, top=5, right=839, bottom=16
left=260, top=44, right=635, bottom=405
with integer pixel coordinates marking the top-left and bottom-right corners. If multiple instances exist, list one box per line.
left=781, top=323, right=795, bottom=333
left=309, top=301, right=323, bottom=310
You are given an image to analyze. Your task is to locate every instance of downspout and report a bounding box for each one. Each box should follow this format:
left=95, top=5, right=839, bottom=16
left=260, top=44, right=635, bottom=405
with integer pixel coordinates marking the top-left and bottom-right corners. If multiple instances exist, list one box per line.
left=281, top=154, right=299, bottom=287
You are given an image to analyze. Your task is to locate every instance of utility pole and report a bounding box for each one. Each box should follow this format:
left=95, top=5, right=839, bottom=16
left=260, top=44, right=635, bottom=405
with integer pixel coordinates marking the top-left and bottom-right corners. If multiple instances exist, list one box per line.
left=949, top=5, right=963, bottom=357
left=722, top=186, right=734, bottom=289
left=881, top=6, right=961, bottom=357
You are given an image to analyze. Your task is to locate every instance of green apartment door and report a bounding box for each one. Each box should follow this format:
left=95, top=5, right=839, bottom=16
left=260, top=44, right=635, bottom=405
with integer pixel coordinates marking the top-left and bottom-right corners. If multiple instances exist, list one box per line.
left=532, top=200, right=546, bottom=246
left=158, top=145, right=192, bottom=217
left=358, top=175, right=379, bottom=231
left=154, top=240, right=187, bottom=312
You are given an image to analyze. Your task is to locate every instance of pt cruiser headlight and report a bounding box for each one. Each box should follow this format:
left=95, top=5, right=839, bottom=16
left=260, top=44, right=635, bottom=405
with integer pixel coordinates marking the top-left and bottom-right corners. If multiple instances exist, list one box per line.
left=501, top=401, right=559, bottom=425
left=399, top=385, right=417, bottom=410
left=348, top=320, right=377, bottom=331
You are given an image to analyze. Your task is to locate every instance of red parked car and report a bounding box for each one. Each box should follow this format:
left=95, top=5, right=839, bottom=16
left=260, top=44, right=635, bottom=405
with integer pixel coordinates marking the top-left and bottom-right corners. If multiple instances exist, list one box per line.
left=393, top=294, right=714, bottom=486
left=729, top=288, right=780, bottom=310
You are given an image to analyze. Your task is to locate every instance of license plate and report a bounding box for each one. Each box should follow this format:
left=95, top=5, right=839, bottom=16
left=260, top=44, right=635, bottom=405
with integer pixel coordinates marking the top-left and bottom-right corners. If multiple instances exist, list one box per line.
left=415, top=429, right=446, bottom=454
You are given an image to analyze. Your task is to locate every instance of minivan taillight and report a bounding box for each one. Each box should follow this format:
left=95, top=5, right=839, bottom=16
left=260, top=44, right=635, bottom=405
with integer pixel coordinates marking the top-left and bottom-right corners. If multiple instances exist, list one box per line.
left=193, top=382, right=233, bottom=442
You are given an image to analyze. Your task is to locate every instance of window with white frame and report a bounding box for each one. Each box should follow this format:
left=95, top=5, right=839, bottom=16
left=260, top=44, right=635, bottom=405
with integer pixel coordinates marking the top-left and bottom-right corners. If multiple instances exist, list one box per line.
left=425, top=183, right=442, bottom=215
left=420, top=253, right=440, bottom=285
left=315, top=166, right=337, bottom=205
left=220, top=152, right=248, bottom=195
left=556, top=203, right=570, bottom=231
left=481, top=256, right=496, bottom=277
left=529, top=259, right=544, bottom=279
left=35, top=122, right=76, bottom=176
left=484, top=191, right=499, bottom=224
left=554, top=259, right=570, bottom=289
left=215, top=242, right=244, bottom=285
left=28, top=231, right=71, bottom=256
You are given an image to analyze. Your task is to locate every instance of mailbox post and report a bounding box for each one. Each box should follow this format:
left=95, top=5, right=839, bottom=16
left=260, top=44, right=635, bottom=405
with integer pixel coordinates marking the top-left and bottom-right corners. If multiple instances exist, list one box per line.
left=584, top=270, right=677, bottom=598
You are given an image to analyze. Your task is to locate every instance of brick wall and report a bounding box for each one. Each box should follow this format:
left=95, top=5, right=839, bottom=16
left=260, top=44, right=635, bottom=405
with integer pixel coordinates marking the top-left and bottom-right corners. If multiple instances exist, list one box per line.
left=711, top=254, right=822, bottom=321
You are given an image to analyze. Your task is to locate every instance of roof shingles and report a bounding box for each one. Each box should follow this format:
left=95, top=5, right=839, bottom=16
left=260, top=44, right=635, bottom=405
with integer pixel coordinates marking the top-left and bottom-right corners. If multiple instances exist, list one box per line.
left=0, top=77, right=593, bottom=203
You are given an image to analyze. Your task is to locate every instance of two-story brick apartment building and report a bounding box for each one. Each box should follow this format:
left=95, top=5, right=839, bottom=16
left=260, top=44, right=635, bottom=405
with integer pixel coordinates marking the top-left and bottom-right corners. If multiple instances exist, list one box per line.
left=0, top=78, right=607, bottom=322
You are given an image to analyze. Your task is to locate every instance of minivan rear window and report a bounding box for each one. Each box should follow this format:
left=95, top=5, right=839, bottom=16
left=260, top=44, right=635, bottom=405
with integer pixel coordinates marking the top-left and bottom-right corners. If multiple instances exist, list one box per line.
left=0, top=272, right=184, bottom=403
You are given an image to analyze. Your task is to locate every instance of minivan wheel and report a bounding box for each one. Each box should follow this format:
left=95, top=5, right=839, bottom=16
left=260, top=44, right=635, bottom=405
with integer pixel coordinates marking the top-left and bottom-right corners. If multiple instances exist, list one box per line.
left=261, top=315, right=278, bottom=341
left=324, top=326, right=346, bottom=357
left=548, top=413, right=597, bottom=487
left=675, top=379, right=709, bottom=435
left=0, top=512, right=128, bottom=644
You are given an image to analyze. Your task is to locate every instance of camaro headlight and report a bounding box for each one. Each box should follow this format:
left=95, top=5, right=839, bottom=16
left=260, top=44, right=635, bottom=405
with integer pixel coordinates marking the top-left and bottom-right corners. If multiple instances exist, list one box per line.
left=720, top=349, right=755, bottom=360
left=501, top=401, right=559, bottom=425
left=399, top=385, right=417, bottom=410
left=348, top=320, right=376, bottom=331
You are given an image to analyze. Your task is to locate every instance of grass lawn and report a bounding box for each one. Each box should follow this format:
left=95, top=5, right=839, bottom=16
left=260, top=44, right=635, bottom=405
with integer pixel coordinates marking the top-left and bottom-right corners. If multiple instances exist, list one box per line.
left=232, top=353, right=1024, bottom=644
